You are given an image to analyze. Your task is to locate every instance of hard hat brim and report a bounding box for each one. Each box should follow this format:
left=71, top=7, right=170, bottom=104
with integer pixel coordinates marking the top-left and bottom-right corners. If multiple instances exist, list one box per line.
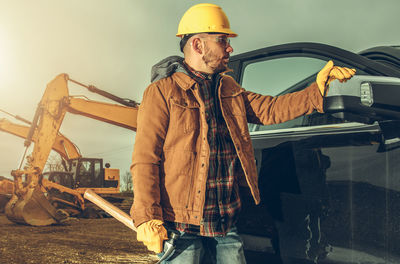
left=176, top=30, right=237, bottom=38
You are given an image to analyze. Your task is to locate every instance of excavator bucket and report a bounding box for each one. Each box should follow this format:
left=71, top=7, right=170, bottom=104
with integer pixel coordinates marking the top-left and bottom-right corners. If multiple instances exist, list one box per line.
left=5, top=185, right=67, bottom=226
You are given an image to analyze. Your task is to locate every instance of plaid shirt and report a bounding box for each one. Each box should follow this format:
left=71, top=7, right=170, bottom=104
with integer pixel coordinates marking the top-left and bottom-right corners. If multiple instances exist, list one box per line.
left=167, top=64, right=243, bottom=237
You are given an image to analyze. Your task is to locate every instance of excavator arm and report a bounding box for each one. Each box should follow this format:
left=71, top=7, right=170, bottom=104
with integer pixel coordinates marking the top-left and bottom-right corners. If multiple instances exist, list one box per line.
left=67, top=98, right=137, bottom=131
left=5, top=73, right=138, bottom=226
left=0, top=117, right=82, bottom=161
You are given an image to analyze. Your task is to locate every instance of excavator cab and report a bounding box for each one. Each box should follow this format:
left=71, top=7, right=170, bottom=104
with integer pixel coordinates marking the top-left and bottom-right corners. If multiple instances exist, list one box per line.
left=69, top=158, right=117, bottom=188
left=43, top=158, right=121, bottom=217
left=69, top=158, right=120, bottom=191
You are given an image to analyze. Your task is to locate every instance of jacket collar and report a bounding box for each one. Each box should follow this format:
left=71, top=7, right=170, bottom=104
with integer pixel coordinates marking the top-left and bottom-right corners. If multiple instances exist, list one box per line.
left=172, top=68, right=234, bottom=91
left=173, top=72, right=198, bottom=91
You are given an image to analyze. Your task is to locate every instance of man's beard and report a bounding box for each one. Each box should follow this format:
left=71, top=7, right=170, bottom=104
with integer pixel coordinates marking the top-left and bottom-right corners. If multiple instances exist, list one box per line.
left=202, top=44, right=228, bottom=73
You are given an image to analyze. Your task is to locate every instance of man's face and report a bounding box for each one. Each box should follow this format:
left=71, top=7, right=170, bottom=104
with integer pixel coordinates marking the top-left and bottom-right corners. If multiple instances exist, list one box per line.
left=200, top=34, right=233, bottom=73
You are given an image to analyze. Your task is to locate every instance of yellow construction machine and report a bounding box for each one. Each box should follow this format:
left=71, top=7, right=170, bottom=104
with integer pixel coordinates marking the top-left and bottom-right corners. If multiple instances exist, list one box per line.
left=0, top=116, right=125, bottom=217
left=5, top=73, right=138, bottom=226
left=0, top=115, right=82, bottom=213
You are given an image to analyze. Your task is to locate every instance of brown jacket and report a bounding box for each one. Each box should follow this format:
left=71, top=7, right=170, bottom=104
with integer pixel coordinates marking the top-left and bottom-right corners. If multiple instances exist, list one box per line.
left=131, top=72, right=323, bottom=227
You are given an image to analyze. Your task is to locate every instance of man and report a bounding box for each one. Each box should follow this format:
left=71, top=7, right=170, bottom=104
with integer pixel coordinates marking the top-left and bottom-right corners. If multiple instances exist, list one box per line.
left=130, top=3, right=355, bottom=264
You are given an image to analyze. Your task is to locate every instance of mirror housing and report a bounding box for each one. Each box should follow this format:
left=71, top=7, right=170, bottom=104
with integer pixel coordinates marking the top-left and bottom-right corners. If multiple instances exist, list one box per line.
left=324, top=75, right=400, bottom=123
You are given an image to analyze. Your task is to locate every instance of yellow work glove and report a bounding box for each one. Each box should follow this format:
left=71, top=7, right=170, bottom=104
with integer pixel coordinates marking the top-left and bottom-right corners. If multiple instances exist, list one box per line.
left=316, top=60, right=356, bottom=96
left=136, top=219, right=168, bottom=253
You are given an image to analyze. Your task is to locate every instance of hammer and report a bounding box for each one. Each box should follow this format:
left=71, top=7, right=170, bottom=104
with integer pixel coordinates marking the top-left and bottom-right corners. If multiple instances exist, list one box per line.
left=83, top=189, right=178, bottom=263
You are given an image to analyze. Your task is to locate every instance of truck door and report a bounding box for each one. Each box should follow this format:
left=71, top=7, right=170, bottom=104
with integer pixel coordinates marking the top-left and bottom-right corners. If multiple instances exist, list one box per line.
left=229, top=43, right=400, bottom=263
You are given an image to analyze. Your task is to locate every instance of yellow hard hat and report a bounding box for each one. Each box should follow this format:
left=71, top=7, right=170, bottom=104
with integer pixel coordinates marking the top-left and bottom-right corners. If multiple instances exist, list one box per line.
left=176, top=3, right=237, bottom=38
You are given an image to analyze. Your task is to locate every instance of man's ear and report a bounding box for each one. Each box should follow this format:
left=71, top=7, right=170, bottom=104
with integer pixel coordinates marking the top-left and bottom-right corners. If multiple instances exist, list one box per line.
left=191, top=38, right=203, bottom=55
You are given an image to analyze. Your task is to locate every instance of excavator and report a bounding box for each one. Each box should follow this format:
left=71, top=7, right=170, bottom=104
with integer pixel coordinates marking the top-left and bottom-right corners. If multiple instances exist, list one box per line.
left=0, top=115, right=81, bottom=212
left=4, top=73, right=138, bottom=226
left=0, top=116, right=126, bottom=216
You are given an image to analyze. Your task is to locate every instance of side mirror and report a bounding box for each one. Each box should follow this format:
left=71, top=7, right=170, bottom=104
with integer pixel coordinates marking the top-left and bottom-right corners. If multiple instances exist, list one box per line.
left=324, top=75, right=400, bottom=123
left=105, top=163, right=110, bottom=168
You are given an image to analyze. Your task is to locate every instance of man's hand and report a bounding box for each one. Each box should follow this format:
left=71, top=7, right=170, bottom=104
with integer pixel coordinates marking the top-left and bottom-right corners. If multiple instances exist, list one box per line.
left=316, top=60, right=356, bottom=96
left=136, top=219, right=168, bottom=253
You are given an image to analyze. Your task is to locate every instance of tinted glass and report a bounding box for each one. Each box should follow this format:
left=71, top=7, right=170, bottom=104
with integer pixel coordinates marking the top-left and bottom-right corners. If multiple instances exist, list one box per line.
left=77, top=160, right=93, bottom=187
left=93, top=160, right=102, bottom=187
left=242, top=57, right=359, bottom=132
left=242, top=57, right=326, bottom=96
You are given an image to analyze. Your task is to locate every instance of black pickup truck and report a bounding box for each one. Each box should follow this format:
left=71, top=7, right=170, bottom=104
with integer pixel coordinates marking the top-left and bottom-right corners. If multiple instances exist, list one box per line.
left=229, top=43, right=400, bottom=264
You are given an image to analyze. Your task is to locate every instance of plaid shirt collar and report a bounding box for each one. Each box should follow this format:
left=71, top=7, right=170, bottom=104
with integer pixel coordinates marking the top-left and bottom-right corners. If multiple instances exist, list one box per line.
left=183, top=61, right=214, bottom=82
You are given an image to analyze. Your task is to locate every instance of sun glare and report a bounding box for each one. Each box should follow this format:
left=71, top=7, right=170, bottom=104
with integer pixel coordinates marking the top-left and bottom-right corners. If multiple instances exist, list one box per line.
left=0, top=29, right=8, bottom=82
left=0, top=37, right=4, bottom=77
left=0, top=27, right=14, bottom=94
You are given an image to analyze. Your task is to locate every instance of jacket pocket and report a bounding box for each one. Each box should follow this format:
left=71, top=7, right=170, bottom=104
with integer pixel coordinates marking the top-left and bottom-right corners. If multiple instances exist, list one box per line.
left=221, top=91, right=250, bottom=137
left=221, top=90, right=245, bottom=116
left=161, top=150, right=195, bottom=210
left=170, top=98, right=200, bottom=134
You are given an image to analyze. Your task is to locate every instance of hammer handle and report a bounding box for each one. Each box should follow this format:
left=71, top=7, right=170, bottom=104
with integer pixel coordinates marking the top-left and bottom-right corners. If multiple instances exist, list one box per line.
left=84, top=189, right=136, bottom=231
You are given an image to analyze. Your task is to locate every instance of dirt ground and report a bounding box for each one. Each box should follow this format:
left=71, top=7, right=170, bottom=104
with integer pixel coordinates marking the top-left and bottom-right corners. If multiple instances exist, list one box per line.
left=0, top=207, right=278, bottom=264
left=0, top=213, right=159, bottom=264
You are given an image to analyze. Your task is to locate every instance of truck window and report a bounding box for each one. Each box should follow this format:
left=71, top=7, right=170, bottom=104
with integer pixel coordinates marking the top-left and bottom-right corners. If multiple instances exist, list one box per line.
left=241, top=57, right=355, bottom=132
left=242, top=57, right=326, bottom=96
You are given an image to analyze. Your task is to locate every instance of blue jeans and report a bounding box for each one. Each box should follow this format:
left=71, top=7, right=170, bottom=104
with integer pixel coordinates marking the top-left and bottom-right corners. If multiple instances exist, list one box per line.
left=158, top=226, right=247, bottom=264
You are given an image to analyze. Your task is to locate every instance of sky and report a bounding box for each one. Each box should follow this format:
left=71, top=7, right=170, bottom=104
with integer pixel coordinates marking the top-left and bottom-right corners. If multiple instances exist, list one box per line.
left=0, top=0, right=399, bottom=178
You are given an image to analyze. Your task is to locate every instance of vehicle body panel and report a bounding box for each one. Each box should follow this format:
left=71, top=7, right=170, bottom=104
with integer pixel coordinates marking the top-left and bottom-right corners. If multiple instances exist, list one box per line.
left=229, top=43, right=400, bottom=263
